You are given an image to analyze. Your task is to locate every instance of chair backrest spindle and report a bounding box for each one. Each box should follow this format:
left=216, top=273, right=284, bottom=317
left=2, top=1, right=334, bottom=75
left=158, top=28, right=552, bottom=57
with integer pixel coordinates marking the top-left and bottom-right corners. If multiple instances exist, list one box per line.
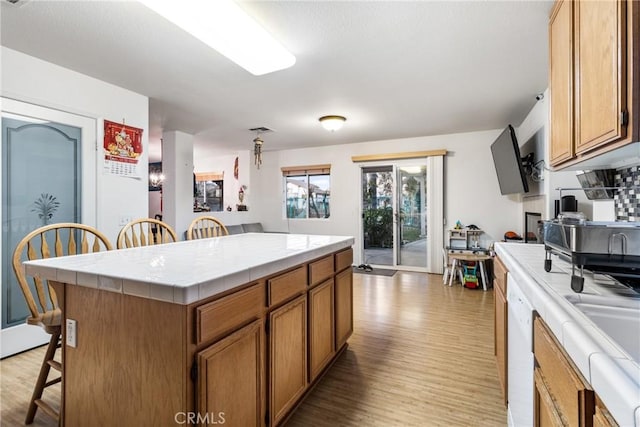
left=12, top=223, right=113, bottom=322
left=117, top=218, right=177, bottom=249
left=187, top=216, right=229, bottom=240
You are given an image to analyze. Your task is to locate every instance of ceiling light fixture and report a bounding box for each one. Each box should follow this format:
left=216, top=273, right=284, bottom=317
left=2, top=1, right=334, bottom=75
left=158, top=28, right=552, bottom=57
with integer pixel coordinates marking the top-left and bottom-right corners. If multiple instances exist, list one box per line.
left=319, top=115, right=347, bottom=132
left=139, top=0, right=296, bottom=76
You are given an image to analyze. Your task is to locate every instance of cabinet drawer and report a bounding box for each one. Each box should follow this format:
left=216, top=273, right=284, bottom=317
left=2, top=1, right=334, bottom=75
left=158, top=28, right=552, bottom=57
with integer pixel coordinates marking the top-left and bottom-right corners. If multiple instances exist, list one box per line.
left=309, top=255, right=334, bottom=286
left=494, top=255, right=508, bottom=295
left=268, top=266, right=307, bottom=307
left=334, top=248, right=353, bottom=273
left=533, top=317, right=594, bottom=426
left=196, top=282, right=265, bottom=345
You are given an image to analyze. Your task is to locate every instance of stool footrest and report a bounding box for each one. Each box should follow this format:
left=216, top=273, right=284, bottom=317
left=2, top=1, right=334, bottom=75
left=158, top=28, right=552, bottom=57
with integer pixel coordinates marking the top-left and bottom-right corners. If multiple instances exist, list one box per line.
left=34, top=399, right=59, bottom=422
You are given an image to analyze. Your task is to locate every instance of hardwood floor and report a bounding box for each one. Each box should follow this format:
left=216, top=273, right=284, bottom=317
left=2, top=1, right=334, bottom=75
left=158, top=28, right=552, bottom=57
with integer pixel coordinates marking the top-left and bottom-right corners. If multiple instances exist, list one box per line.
left=285, top=271, right=507, bottom=427
left=1, top=344, right=60, bottom=426
left=0, top=271, right=506, bottom=426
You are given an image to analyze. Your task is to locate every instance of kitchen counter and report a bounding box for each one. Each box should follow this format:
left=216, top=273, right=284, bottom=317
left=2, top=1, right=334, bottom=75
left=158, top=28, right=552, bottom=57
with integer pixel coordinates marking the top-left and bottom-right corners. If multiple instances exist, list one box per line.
left=495, top=242, right=640, bottom=426
left=22, top=233, right=355, bottom=426
left=24, top=232, right=354, bottom=304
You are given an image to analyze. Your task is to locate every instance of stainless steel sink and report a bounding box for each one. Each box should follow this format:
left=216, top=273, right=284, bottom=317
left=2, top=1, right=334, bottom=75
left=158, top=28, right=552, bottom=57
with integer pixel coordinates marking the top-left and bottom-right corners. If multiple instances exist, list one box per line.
left=564, top=294, right=640, bottom=363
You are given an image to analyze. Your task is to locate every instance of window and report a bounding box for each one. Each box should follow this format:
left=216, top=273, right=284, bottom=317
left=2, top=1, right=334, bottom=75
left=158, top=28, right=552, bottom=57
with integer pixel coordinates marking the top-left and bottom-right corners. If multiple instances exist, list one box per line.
left=283, top=165, right=330, bottom=219
left=194, top=172, right=224, bottom=212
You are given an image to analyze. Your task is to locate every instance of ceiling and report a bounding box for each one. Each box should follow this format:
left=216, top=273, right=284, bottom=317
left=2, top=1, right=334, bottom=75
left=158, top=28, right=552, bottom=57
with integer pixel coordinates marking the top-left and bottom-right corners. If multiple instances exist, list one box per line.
left=0, top=0, right=553, bottom=162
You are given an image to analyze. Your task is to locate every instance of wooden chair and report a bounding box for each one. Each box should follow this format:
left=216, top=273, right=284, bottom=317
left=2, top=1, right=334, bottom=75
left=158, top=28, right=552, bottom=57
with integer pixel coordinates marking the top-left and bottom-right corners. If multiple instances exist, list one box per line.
left=12, top=223, right=113, bottom=424
left=117, top=217, right=177, bottom=249
left=187, top=215, right=229, bottom=240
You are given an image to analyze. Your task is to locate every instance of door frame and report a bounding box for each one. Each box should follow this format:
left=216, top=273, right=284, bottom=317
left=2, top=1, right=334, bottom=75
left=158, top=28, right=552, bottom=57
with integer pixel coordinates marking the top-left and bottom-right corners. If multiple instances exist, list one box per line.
left=1, top=97, right=99, bottom=358
left=358, top=155, right=445, bottom=274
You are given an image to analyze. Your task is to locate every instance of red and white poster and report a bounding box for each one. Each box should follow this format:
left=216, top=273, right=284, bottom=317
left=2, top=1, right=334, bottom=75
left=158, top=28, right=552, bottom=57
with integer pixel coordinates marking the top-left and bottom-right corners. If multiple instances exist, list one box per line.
left=103, top=119, right=143, bottom=177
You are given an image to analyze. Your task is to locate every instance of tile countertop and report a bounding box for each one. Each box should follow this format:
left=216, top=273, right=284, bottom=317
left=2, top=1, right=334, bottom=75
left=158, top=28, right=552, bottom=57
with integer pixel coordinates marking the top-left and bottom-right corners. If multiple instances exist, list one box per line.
left=495, top=242, right=640, bottom=427
left=23, top=233, right=354, bottom=305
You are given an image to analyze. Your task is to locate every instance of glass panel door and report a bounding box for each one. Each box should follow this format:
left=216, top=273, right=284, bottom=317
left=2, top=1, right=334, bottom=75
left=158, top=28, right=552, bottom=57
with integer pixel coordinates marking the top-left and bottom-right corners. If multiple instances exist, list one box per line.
left=361, top=161, right=428, bottom=271
left=397, top=164, right=427, bottom=268
left=1, top=99, right=95, bottom=357
left=361, top=166, right=393, bottom=267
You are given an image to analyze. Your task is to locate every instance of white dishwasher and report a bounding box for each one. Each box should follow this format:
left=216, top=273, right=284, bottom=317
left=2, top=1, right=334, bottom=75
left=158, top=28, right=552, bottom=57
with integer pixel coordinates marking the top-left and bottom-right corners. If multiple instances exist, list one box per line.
left=507, top=275, right=534, bottom=427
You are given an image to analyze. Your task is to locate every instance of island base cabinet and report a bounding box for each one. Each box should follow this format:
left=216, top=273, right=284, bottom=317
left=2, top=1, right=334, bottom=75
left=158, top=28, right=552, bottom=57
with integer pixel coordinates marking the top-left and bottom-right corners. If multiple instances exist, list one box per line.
left=59, top=285, right=188, bottom=427
left=309, top=279, right=335, bottom=382
left=196, top=319, right=265, bottom=427
left=269, top=295, right=308, bottom=426
left=335, top=268, right=353, bottom=349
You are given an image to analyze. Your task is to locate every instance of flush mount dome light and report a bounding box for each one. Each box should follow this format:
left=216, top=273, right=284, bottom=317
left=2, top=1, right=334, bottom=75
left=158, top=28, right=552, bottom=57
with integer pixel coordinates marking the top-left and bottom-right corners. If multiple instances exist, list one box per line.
left=319, top=115, right=346, bottom=132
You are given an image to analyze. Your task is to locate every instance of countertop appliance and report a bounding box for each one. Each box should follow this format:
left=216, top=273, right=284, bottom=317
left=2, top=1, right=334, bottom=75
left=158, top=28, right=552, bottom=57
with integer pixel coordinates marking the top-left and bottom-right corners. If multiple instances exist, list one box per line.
left=507, top=276, right=534, bottom=427
left=543, top=220, right=640, bottom=293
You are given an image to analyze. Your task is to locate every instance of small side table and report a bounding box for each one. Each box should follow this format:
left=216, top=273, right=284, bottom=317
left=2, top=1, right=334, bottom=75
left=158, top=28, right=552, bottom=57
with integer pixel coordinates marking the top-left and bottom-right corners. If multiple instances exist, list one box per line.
left=447, top=253, right=493, bottom=291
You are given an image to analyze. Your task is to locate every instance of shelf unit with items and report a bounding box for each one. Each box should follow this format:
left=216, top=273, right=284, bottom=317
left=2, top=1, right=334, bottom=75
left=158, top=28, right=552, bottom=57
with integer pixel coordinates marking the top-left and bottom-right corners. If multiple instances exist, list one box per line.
left=447, top=228, right=483, bottom=251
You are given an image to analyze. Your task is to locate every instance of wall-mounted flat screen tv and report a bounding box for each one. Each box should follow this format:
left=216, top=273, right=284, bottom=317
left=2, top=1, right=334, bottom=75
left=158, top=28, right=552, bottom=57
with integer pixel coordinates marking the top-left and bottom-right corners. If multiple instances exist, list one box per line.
left=490, top=124, right=529, bottom=195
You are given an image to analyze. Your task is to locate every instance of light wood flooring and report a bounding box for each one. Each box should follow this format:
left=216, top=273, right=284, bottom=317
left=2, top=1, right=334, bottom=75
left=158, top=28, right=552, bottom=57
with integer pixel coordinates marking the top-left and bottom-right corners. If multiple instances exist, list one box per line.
left=1, top=271, right=506, bottom=426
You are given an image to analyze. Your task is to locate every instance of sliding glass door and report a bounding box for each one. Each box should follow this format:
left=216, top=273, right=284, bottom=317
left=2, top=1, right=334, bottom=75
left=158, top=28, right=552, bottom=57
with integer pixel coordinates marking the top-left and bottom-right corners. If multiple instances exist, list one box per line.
left=361, top=160, right=428, bottom=271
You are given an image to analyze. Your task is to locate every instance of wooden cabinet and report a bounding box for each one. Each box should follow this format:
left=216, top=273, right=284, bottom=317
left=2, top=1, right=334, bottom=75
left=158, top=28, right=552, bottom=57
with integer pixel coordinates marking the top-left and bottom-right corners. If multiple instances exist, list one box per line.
left=196, top=319, right=265, bottom=427
left=533, top=316, right=595, bottom=427
left=269, top=295, right=308, bottom=426
left=549, top=0, right=638, bottom=168
left=52, top=243, right=353, bottom=427
left=549, top=0, right=574, bottom=165
left=493, top=255, right=508, bottom=406
left=335, top=268, right=354, bottom=349
left=196, top=282, right=265, bottom=345
left=309, top=279, right=335, bottom=381
left=593, top=397, right=618, bottom=427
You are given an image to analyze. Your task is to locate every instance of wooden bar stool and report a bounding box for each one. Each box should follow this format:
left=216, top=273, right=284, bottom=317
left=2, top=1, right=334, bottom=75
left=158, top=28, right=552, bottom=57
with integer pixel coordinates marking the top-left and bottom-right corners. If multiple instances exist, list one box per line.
left=187, top=215, right=229, bottom=240
left=12, top=223, right=112, bottom=424
left=117, top=217, right=177, bottom=249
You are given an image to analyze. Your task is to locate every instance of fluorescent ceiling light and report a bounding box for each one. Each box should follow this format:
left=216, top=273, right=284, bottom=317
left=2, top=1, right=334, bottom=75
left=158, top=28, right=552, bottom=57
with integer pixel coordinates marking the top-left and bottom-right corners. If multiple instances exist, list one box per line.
left=140, top=0, right=296, bottom=76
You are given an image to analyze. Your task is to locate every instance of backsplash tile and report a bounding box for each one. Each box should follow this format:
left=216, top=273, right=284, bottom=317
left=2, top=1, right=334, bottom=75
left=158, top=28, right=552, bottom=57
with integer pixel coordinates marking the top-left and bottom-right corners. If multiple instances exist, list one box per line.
left=614, top=165, right=640, bottom=221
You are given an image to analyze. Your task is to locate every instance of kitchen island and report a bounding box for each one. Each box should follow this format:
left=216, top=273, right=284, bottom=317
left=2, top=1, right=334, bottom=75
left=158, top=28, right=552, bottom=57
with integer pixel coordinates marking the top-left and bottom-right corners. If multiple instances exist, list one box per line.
left=24, top=233, right=355, bottom=427
left=495, top=242, right=640, bottom=427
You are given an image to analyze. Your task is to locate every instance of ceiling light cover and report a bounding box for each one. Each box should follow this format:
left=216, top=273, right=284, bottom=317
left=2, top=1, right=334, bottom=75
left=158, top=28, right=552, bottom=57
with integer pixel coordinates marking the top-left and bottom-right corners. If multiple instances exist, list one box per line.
left=140, top=0, right=296, bottom=76
left=319, top=115, right=346, bottom=132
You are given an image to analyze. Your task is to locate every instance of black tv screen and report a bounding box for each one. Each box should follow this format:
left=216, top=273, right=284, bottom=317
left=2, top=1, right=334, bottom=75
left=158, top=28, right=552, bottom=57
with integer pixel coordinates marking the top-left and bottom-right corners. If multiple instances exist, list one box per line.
left=490, top=125, right=529, bottom=195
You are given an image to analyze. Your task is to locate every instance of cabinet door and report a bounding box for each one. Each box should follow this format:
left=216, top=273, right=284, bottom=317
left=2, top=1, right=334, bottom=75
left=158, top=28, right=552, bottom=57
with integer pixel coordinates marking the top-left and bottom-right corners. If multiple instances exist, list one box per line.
left=335, top=268, right=353, bottom=349
left=593, top=400, right=618, bottom=427
left=197, top=319, right=265, bottom=427
left=575, top=0, right=626, bottom=154
left=309, top=279, right=335, bottom=381
left=534, top=368, right=565, bottom=427
left=549, top=0, right=575, bottom=165
left=270, top=295, right=307, bottom=426
left=494, top=284, right=508, bottom=406
left=534, top=317, right=595, bottom=427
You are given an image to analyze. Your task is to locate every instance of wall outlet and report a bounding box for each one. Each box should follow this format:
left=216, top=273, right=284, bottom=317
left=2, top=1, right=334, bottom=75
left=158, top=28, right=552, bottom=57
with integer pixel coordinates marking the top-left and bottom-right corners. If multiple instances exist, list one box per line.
left=119, top=215, right=132, bottom=226
left=66, top=319, right=77, bottom=348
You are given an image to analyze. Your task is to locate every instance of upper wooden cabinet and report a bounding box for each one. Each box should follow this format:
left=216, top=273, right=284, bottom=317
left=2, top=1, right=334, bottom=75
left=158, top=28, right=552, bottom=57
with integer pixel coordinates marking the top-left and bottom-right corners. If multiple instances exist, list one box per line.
left=549, top=0, right=574, bottom=165
left=549, top=0, right=638, bottom=168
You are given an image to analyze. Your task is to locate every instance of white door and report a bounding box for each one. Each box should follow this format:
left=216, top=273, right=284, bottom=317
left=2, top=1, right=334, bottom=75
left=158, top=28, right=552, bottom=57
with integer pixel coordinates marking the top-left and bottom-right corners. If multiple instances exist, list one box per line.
left=1, top=98, right=97, bottom=357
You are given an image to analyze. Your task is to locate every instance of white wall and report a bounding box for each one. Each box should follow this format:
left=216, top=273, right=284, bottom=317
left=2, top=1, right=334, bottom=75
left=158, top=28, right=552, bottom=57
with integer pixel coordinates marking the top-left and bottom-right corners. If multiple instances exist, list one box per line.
left=1, top=47, right=149, bottom=244
left=516, top=88, right=593, bottom=222
left=251, top=130, right=522, bottom=264
left=190, top=150, right=259, bottom=234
